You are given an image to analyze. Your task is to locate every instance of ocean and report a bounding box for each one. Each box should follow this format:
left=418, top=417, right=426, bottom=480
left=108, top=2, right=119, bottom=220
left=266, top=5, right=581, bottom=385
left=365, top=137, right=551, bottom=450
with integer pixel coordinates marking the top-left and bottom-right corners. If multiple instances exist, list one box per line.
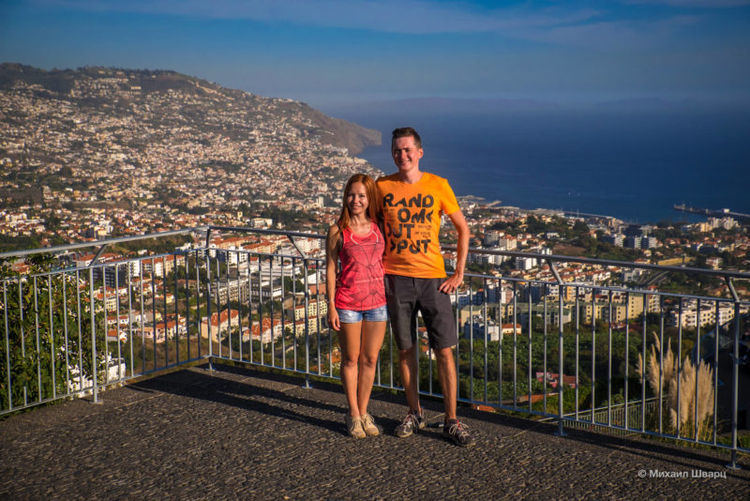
left=326, top=103, right=750, bottom=224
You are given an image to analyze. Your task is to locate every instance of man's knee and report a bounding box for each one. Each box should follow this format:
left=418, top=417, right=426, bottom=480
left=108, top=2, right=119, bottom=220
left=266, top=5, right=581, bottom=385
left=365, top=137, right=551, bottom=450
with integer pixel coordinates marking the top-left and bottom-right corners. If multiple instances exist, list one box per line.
left=435, top=346, right=455, bottom=365
left=398, top=346, right=416, bottom=361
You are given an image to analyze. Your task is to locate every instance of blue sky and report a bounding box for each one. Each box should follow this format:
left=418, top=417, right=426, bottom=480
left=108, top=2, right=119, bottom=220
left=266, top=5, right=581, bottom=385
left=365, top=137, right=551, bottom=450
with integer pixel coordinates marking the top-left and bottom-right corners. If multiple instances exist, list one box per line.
left=1, top=0, right=749, bottom=108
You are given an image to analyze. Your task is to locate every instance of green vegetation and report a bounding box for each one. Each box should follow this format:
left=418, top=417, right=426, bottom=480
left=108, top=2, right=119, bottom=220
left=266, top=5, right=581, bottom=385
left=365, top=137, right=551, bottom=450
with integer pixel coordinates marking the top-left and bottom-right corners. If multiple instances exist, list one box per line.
left=0, top=259, right=107, bottom=411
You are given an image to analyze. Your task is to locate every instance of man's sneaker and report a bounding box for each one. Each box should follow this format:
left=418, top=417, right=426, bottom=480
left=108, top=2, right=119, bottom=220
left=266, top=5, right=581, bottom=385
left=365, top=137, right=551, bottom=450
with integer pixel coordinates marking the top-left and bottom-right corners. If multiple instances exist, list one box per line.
left=443, top=419, right=476, bottom=447
left=346, top=415, right=366, bottom=439
left=361, top=413, right=380, bottom=437
left=394, top=409, right=425, bottom=438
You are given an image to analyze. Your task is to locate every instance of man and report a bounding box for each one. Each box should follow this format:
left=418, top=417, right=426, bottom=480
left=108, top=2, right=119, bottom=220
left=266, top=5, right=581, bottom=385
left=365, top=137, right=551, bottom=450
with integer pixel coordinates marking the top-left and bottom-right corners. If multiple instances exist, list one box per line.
left=376, top=127, right=474, bottom=447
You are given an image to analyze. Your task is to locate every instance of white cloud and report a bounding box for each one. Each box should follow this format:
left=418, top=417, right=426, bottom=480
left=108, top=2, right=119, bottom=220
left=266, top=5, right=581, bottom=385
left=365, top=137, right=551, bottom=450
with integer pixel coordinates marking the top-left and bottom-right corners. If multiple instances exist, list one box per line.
left=29, top=0, right=741, bottom=50
left=524, top=15, right=703, bottom=50
left=34, top=0, right=601, bottom=35
left=624, top=0, right=750, bottom=7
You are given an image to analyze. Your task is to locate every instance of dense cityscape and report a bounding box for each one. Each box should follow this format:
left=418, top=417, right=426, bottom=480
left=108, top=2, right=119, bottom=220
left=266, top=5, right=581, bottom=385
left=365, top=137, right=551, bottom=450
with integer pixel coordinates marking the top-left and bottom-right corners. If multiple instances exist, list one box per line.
left=2, top=0, right=749, bottom=495
left=1, top=63, right=748, bottom=386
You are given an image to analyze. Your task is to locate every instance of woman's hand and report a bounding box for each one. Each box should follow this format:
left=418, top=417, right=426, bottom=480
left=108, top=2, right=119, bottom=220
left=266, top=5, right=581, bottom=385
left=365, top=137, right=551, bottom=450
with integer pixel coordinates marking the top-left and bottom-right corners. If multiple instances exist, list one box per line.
left=328, top=307, right=341, bottom=331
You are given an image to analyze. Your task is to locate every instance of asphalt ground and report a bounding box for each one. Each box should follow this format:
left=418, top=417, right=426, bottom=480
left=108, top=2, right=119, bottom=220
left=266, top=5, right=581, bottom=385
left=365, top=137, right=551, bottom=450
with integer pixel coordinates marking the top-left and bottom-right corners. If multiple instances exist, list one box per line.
left=1, top=363, right=748, bottom=500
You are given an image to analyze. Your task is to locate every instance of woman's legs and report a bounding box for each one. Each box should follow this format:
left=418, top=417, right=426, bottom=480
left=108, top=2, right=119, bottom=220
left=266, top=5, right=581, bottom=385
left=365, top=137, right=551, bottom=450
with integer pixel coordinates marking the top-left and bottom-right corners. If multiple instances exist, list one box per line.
left=356, top=320, right=386, bottom=416
left=339, top=321, right=362, bottom=416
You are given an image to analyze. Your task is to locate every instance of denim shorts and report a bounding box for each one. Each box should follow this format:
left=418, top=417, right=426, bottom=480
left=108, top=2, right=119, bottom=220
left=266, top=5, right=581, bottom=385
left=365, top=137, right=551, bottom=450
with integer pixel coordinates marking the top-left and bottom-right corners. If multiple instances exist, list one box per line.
left=337, top=305, right=388, bottom=324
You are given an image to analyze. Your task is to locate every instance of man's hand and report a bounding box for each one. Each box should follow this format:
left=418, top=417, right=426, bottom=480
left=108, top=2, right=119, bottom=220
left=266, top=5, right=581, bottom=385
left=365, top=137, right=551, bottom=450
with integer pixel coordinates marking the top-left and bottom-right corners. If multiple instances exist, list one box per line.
left=439, top=272, right=463, bottom=294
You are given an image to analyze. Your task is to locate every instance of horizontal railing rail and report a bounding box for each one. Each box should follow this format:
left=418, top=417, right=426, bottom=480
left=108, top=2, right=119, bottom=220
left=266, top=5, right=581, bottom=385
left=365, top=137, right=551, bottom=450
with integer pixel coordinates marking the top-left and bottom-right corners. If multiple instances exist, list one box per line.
left=1, top=228, right=747, bottom=468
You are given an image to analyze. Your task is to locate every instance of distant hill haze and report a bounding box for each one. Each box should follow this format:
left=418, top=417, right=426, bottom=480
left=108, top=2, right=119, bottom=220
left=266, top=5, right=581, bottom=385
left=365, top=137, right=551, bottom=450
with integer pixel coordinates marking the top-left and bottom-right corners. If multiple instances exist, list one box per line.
left=0, top=63, right=383, bottom=218
left=0, top=63, right=380, bottom=155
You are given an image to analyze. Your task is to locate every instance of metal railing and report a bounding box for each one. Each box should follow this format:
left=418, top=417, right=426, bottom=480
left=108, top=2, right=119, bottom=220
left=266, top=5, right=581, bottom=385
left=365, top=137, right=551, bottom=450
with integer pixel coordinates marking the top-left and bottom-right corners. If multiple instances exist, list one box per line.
left=1, top=226, right=748, bottom=468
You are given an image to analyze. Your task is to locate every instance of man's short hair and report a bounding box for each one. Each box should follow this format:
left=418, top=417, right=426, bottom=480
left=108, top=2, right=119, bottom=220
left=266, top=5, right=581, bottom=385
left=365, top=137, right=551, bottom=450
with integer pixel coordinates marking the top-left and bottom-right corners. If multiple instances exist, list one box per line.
left=392, top=127, right=422, bottom=150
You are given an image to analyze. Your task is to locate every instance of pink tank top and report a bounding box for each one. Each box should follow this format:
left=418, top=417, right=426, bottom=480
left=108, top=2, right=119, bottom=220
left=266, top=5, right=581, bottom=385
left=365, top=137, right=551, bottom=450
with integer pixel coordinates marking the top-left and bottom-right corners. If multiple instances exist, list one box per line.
left=335, top=222, right=386, bottom=311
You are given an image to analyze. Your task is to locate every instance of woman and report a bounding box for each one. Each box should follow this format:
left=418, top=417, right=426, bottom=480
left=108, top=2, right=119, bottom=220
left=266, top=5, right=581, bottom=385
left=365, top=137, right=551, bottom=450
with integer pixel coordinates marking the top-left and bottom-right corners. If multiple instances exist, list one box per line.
left=326, top=173, right=387, bottom=438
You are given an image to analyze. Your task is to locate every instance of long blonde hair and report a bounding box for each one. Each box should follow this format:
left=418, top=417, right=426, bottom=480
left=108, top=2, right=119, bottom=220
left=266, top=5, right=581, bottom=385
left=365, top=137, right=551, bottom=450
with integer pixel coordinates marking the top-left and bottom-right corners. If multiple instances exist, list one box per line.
left=336, top=174, right=379, bottom=230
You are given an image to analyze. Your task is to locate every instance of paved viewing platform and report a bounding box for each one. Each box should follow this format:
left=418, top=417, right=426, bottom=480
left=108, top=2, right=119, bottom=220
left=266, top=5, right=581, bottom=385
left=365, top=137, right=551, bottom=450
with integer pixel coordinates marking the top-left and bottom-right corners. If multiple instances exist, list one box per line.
left=1, top=363, right=748, bottom=499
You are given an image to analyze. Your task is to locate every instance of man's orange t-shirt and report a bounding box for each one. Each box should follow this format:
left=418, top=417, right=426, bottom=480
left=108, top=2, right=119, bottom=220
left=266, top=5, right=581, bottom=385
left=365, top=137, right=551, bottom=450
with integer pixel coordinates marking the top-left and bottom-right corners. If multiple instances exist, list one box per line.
left=376, top=172, right=460, bottom=278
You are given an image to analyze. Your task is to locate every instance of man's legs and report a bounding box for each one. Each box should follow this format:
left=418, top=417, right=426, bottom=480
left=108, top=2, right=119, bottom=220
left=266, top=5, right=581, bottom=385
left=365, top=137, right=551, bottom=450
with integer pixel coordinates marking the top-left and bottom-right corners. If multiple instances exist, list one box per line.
left=436, top=346, right=457, bottom=420
left=398, top=345, right=421, bottom=413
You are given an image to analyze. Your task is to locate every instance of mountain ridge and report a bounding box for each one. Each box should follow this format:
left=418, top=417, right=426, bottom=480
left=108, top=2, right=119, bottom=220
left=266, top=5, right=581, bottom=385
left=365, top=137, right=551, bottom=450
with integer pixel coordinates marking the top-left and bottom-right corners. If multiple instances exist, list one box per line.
left=0, top=62, right=381, bottom=155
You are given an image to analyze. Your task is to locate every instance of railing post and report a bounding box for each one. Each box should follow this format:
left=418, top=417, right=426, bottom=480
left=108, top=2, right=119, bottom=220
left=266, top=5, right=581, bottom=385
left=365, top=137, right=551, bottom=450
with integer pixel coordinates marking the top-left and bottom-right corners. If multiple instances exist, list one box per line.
left=206, top=252, right=214, bottom=372
left=726, top=301, right=742, bottom=470
left=303, top=258, right=311, bottom=389
left=89, top=267, right=102, bottom=405
left=548, top=260, right=566, bottom=437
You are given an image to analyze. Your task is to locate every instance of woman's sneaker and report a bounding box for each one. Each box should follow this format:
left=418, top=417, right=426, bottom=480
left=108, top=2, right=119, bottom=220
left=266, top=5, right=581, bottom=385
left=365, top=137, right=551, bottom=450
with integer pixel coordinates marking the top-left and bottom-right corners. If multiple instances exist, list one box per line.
left=394, top=409, right=425, bottom=438
left=361, top=413, right=380, bottom=437
left=346, top=415, right=366, bottom=439
left=442, top=419, right=476, bottom=447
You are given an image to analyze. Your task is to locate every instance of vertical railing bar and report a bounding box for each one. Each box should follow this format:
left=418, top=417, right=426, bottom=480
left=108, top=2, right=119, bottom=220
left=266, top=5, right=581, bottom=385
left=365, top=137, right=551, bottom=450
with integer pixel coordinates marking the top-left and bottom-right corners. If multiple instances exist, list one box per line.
left=526, top=281, right=531, bottom=412
left=543, top=285, right=548, bottom=414
left=225, top=252, right=233, bottom=361
left=270, top=255, right=275, bottom=367
left=220, top=255, right=227, bottom=361
left=303, top=259, right=310, bottom=388
left=173, top=253, right=179, bottom=366
left=115, top=265, right=122, bottom=381
left=454, top=287, right=459, bottom=400
left=677, top=297, right=683, bottom=439
left=290, top=257, right=295, bottom=370
left=315, top=261, right=322, bottom=376
left=34, top=277, right=42, bottom=403
left=428, top=305, right=434, bottom=396
left=150, top=259, right=157, bottom=372
left=498, top=279, right=505, bottom=406
left=280, top=256, right=285, bottom=369
left=727, top=302, right=740, bottom=469
left=89, top=267, right=99, bottom=403
left=219, top=258, right=225, bottom=358
left=641, top=293, right=647, bottom=432
left=62, top=273, right=71, bottom=396
left=102, top=266, right=109, bottom=386
left=575, top=285, right=581, bottom=421
left=185, top=252, right=192, bottom=362
left=127, top=263, right=134, bottom=378
left=48, top=275, right=56, bottom=400
left=193, top=251, right=200, bottom=360
left=3, top=282, right=12, bottom=410
left=415, top=308, right=420, bottom=398
left=319, top=260, right=330, bottom=378
left=469, top=285, right=474, bottom=402
left=557, top=283, right=565, bottom=436
left=76, top=270, right=84, bottom=395
left=161, top=256, right=168, bottom=367
left=248, top=254, right=254, bottom=364
left=511, top=281, right=517, bottom=408
left=394, top=291, right=400, bottom=390
left=19, top=279, right=27, bottom=406
left=607, top=290, right=612, bottom=427
left=712, top=300, right=719, bottom=445
left=241, top=251, right=248, bottom=362
left=258, top=256, right=270, bottom=365
left=205, top=253, right=213, bottom=368
left=694, top=298, right=701, bottom=442
left=483, top=278, right=488, bottom=404
left=591, top=287, right=596, bottom=424
left=496, top=278, right=502, bottom=405
left=658, top=295, right=665, bottom=436
left=139, top=260, right=146, bottom=374
left=624, top=292, right=630, bottom=431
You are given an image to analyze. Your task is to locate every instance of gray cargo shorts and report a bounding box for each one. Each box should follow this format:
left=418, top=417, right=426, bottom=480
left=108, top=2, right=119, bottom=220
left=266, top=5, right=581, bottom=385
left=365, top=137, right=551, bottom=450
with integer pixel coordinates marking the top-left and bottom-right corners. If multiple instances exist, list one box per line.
left=384, top=274, right=457, bottom=351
